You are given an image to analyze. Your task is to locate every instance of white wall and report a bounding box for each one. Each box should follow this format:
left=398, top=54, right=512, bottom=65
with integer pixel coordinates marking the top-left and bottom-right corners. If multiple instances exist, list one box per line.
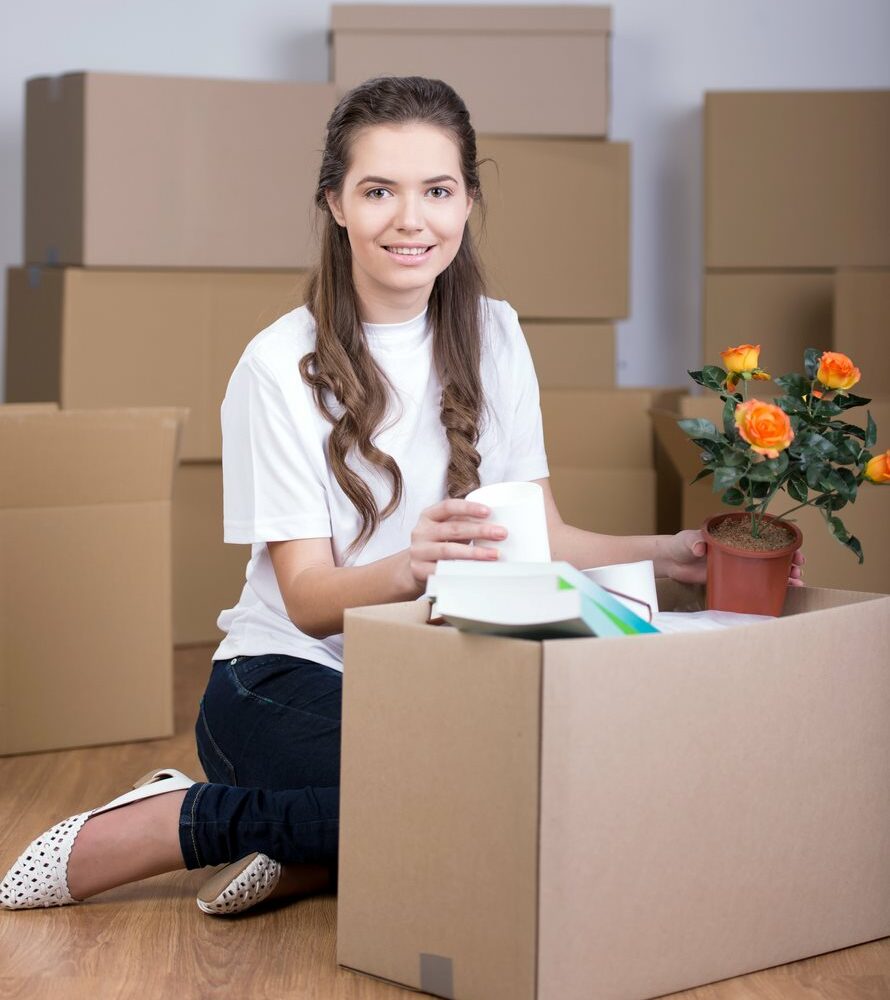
left=2, top=0, right=889, bottom=396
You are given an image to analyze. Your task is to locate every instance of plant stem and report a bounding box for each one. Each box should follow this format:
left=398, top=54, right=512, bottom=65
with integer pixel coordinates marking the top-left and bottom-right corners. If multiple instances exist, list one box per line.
left=773, top=491, right=839, bottom=520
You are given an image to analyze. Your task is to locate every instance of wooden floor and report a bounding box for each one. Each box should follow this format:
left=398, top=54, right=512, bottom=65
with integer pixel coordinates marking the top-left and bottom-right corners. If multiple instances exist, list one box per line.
left=1, top=646, right=888, bottom=1000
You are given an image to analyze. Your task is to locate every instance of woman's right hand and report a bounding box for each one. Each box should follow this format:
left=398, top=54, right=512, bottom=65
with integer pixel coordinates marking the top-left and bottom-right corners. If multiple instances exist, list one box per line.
left=402, top=498, right=507, bottom=591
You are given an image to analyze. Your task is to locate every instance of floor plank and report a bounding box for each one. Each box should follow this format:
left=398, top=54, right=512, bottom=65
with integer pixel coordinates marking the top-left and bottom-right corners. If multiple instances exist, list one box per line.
left=1, top=645, right=887, bottom=999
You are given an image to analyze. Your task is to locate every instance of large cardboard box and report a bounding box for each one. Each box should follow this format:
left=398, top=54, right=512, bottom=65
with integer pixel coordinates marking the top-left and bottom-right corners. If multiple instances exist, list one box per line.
left=0, top=405, right=184, bottom=755
left=541, top=390, right=683, bottom=536
left=651, top=395, right=890, bottom=593
left=172, top=462, right=249, bottom=646
left=475, top=139, right=629, bottom=319
left=834, top=269, right=890, bottom=386
left=5, top=267, right=308, bottom=461
left=704, top=90, right=890, bottom=268
left=25, top=72, right=335, bottom=267
left=548, top=466, right=655, bottom=535
left=338, top=584, right=890, bottom=999
left=523, top=321, right=615, bottom=389
left=541, top=389, right=682, bottom=468
left=331, top=4, right=610, bottom=137
left=703, top=271, right=834, bottom=388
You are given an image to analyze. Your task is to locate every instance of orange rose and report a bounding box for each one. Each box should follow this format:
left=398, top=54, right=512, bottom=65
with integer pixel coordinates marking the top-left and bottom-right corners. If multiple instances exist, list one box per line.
left=734, top=399, right=794, bottom=458
left=864, top=450, right=890, bottom=484
left=721, top=344, right=761, bottom=373
left=816, top=351, right=861, bottom=392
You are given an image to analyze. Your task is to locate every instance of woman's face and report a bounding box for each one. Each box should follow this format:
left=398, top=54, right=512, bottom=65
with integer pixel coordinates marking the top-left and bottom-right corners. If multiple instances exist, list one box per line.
left=326, top=123, right=475, bottom=322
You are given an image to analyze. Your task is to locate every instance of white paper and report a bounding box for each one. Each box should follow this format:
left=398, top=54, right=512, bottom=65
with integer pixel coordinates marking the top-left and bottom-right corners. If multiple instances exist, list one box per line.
left=466, top=481, right=551, bottom=562
left=651, top=610, right=774, bottom=633
left=582, top=560, right=659, bottom=621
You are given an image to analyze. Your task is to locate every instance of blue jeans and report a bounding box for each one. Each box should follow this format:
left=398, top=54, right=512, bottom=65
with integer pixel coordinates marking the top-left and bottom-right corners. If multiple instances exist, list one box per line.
left=178, top=654, right=342, bottom=884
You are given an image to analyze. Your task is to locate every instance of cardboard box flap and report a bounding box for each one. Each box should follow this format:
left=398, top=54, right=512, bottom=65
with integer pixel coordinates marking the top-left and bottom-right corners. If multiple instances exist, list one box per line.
left=331, top=3, right=610, bottom=34
left=0, top=407, right=186, bottom=509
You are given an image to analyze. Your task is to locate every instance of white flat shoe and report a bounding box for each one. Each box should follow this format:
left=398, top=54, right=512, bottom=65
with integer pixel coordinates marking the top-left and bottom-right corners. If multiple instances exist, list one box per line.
left=0, top=767, right=195, bottom=909
left=196, top=852, right=281, bottom=915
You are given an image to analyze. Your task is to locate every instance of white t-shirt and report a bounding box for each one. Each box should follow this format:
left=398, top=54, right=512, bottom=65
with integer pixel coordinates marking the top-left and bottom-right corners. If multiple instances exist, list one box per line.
left=212, top=296, right=550, bottom=671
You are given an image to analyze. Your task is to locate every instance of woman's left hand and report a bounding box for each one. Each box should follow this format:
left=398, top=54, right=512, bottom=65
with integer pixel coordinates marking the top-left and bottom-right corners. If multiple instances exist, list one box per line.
left=660, top=529, right=806, bottom=587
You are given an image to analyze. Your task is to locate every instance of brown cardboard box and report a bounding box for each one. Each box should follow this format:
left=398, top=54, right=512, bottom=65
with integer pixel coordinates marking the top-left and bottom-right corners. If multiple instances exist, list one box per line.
left=703, top=271, right=834, bottom=389
left=475, top=138, right=629, bottom=319
left=0, top=405, right=184, bottom=755
left=5, top=267, right=308, bottom=461
left=338, top=585, right=890, bottom=999
left=651, top=395, right=890, bottom=593
left=523, top=321, right=615, bottom=388
left=25, top=72, right=335, bottom=267
left=548, top=466, right=655, bottom=534
left=172, top=462, right=249, bottom=646
left=834, top=269, right=890, bottom=386
left=541, top=388, right=683, bottom=467
left=541, top=390, right=684, bottom=536
left=331, top=4, right=610, bottom=137
left=704, top=91, right=890, bottom=268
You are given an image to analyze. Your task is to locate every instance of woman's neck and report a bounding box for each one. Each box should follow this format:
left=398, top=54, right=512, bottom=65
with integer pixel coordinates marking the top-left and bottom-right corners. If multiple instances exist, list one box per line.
left=354, top=278, right=432, bottom=325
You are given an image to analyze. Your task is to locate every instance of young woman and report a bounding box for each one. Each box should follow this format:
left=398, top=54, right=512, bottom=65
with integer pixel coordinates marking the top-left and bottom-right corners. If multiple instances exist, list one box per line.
left=1, top=76, right=803, bottom=916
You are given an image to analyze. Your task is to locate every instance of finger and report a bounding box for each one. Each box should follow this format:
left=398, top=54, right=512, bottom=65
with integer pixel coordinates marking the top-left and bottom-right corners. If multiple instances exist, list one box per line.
left=691, top=539, right=707, bottom=558
left=792, top=550, right=806, bottom=566
left=427, top=499, right=490, bottom=522
left=788, top=577, right=806, bottom=587
left=426, top=541, right=500, bottom=562
left=789, top=564, right=803, bottom=579
left=438, top=519, right=507, bottom=543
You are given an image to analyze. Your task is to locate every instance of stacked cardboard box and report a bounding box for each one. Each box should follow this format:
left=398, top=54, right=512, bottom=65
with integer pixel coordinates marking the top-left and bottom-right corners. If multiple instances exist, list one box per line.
left=541, top=388, right=682, bottom=536
left=7, top=72, right=336, bottom=644
left=331, top=5, right=641, bottom=532
left=703, top=91, right=890, bottom=381
left=0, top=404, right=184, bottom=754
left=680, top=90, right=890, bottom=593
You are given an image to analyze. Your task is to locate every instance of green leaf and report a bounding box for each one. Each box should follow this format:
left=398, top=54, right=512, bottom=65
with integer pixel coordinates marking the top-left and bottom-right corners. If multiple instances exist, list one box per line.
left=806, top=462, right=828, bottom=489
left=678, top=418, right=722, bottom=443
left=838, top=422, right=867, bottom=441
left=690, top=468, right=713, bottom=485
left=804, top=348, right=822, bottom=380
left=834, top=392, right=872, bottom=411
left=787, top=475, right=808, bottom=503
left=866, top=410, right=877, bottom=449
left=687, top=369, right=706, bottom=388
left=826, top=513, right=849, bottom=542
left=813, top=398, right=843, bottom=418
left=701, top=365, right=728, bottom=392
left=722, top=396, right=737, bottom=438
left=779, top=395, right=810, bottom=416
left=721, top=487, right=745, bottom=506
left=746, top=452, right=788, bottom=481
left=825, top=515, right=864, bottom=564
left=774, top=373, right=810, bottom=398
left=799, top=431, right=836, bottom=460
left=714, top=466, right=742, bottom=491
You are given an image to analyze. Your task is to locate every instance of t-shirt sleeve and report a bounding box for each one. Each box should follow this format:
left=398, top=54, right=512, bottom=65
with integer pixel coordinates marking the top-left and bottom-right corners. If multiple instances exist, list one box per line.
left=220, top=355, right=332, bottom=543
left=501, top=307, right=551, bottom=482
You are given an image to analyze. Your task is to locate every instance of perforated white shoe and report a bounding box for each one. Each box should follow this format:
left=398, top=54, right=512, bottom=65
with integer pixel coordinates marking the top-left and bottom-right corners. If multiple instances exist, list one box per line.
left=196, top=852, right=281, bottom=915
left=0, top=767, right=196, bottom=909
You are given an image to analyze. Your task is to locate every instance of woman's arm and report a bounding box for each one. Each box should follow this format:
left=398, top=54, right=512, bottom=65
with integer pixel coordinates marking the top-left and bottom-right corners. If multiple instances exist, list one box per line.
left=268, top=498, right=507, bottom=640
left=533, top=478, right=708, bottom=582
left=268, top=538, right=420, bottom=640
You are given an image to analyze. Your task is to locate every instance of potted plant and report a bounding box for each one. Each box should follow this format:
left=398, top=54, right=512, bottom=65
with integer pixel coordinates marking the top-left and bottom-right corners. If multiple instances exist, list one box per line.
left=680, top=345, right=890, bottom=616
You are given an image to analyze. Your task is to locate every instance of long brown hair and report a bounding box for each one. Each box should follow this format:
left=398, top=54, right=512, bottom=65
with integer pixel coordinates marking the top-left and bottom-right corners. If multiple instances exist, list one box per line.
left=300, top=76, right=487, bottom=558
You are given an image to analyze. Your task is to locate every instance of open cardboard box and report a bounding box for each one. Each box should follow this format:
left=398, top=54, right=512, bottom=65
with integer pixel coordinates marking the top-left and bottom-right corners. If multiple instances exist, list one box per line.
left=0, top=404, right=185, bottom=754
left=651, top=395, right=890, bottom=593
left=337, top=581, right=890, bottom=1000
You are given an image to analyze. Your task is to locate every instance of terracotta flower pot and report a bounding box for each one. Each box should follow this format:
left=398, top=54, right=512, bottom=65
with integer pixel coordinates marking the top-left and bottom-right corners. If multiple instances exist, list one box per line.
left=703, top=512, right=803, bottom=617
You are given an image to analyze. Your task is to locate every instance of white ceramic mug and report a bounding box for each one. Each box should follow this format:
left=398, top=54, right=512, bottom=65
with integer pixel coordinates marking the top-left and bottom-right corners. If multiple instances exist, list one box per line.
left=582, top=560, right=659, bottom=621
left=465, top=481, right=551, bottom=562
